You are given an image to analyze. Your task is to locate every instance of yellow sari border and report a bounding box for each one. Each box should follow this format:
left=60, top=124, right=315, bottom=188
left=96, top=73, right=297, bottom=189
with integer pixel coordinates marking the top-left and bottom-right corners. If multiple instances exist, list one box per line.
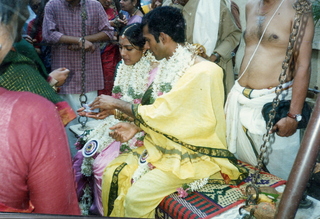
left=133, top=104, right=236, bottom=159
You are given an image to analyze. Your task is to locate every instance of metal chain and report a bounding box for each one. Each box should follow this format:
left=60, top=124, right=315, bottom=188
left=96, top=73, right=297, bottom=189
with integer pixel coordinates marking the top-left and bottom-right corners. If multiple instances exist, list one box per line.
left=78, top=0, right=88, bottom=128
left=240, top=0, right=312, bottom=217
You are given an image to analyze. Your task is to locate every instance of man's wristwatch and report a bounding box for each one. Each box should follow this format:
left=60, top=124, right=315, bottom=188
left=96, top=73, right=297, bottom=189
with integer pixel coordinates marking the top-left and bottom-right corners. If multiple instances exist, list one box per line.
left=212, top=52, right=221, bottom=63
left=287, top=112, right=302, bottom=122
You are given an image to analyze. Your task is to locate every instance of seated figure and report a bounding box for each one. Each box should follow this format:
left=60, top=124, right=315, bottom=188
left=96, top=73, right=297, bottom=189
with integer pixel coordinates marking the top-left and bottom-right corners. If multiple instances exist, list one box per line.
left=73, top=23, right=158, bottom=215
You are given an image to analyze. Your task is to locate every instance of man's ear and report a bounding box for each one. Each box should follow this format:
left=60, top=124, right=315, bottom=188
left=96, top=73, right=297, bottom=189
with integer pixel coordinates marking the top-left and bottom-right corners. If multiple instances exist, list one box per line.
left=132, top=0, right=137, bottom=6
left=159, top=32, right=169, bottom=44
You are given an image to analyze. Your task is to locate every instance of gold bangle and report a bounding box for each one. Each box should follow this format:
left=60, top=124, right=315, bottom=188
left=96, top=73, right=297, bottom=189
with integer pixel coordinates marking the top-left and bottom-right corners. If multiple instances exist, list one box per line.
left=115, top=109, right=120, bottom=120
left=115, top=109, right=132, bottom=122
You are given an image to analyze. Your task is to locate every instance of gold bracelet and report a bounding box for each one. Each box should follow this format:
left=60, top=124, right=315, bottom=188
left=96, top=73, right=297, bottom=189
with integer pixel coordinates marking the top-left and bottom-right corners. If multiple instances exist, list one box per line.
left=115, top=109, right=132, bottom=122
left=115, top=109, right=120, bottom=120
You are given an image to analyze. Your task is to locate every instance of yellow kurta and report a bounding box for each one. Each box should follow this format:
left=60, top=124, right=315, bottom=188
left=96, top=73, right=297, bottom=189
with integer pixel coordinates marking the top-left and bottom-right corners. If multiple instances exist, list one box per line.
left=102, top=60, right=247, bottom=217
left=134, top=60, right=245, bottom=180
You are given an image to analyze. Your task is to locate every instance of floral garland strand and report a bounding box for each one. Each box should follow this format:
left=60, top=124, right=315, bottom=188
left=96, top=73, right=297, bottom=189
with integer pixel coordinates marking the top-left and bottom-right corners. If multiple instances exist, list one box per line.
left=79, top=185, right=93, bottom=215
left=112, top=51, right=155, bottom=103
left=177, top=178, right=209, bottom=198
left=150, top=43, right=197, bottom=102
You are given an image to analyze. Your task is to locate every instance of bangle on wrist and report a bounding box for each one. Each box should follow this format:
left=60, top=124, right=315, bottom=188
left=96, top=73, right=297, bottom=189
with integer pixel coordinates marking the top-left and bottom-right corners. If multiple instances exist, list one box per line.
left=78, top=37, right=84, bottom=43
left=115, top=109, right=131, bottom=122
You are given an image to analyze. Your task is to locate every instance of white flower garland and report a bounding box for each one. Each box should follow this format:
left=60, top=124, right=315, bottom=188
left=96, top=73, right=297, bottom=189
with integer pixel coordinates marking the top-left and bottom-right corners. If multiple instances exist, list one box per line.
left=113, top=51, right=155, bottom=102
left=79, top=184, right=93, bottom=215
left=151, top=43, right=196, bottom=101
left=81, top=51, right=156, bottom=156
left=188, top=177, right=209, bottom=191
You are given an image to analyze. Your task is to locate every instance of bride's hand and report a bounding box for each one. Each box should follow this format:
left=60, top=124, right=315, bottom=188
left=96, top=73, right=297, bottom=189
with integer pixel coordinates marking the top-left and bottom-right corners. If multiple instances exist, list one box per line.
left=109, top=122, right=141, bottom=143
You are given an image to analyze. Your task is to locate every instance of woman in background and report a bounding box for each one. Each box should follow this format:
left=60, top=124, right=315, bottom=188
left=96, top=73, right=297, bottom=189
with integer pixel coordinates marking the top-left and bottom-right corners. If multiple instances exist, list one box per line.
left=120, top=0, right=144, bottom=24
left=98, top=0, right=121, bottom=95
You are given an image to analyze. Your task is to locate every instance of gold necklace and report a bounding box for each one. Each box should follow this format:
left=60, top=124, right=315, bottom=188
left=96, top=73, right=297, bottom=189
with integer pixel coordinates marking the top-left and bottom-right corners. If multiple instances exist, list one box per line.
left=131, top=8, right=138, bottom=16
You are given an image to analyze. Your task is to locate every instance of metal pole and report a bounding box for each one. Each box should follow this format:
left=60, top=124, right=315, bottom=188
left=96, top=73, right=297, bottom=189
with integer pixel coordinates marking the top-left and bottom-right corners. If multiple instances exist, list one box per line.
left=275, top=96, right=320, bottom=219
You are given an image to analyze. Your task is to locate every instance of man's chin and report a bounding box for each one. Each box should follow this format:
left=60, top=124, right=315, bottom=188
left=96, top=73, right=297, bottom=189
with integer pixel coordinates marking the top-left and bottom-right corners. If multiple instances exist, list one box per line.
left=153, top=53, right=161, bottom=61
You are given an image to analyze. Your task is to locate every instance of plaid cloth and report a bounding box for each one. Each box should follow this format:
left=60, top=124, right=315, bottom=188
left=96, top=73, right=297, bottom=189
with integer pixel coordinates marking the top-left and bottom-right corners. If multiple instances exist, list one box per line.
left=42, top=0, right=114, bottom=94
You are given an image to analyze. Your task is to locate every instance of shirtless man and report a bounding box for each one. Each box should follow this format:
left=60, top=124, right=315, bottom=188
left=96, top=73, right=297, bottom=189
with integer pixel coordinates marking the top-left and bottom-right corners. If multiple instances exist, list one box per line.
left=225, top=0, right=314, bottom=180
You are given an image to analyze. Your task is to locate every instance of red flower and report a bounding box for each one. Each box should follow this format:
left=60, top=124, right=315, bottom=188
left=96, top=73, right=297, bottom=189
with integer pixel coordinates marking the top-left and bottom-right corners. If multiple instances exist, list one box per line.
left=135, top=140, right=144, bottom=147
left=112, top=93, right=122, bottom=99
left=176, top=187, right=190, bottom=198
left=148, top=163, right=156, bottom=170
left=133, top=99, right=142, bottom=104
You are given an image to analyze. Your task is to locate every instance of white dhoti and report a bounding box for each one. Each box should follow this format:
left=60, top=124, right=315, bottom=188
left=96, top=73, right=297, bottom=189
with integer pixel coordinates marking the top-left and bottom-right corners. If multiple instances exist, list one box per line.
left=225, top=80, right=300, bottom=180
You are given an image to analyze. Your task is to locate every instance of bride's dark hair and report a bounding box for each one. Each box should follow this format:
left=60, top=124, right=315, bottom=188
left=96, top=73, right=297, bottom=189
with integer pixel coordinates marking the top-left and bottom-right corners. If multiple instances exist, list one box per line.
left=120, top=23, right=145, bottom=50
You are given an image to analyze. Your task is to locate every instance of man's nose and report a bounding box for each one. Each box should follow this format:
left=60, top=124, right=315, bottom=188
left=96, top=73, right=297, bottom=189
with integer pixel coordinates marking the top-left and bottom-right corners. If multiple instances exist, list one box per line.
left=144, top=42, right=150, bottom=50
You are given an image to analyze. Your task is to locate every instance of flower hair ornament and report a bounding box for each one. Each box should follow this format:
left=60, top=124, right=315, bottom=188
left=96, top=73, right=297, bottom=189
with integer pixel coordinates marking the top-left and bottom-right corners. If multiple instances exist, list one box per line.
left=121, top=23, right=139, bottom=39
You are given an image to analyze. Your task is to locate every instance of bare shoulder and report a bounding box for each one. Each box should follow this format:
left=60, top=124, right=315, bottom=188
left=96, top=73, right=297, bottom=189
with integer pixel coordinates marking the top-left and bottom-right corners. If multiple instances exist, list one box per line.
left=245, top=0, right=257, bottom=12
left=192, top=57, right=222, bottom=75
left=246, top=0, right=256, bottom=8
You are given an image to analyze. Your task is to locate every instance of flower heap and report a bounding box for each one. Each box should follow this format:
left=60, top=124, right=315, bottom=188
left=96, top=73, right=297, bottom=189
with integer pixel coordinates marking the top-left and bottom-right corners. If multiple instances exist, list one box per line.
left=177, top=178, right=209, bottom=198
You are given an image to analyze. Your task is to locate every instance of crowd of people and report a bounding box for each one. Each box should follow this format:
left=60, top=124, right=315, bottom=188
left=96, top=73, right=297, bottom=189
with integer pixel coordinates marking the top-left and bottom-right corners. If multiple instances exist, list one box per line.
left=0, top=0, right=315, bottom=217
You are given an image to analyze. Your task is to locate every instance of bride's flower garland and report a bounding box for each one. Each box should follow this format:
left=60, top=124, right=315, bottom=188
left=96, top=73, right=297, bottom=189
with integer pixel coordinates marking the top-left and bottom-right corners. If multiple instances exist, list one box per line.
left=112, top=51, right=155, bottom=102
left=80, top=52, right=156, bottom=168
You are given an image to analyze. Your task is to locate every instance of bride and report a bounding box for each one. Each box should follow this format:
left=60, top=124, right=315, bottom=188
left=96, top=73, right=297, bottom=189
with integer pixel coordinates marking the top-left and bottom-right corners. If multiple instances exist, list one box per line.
left=73, top=23, right=157, bottom=215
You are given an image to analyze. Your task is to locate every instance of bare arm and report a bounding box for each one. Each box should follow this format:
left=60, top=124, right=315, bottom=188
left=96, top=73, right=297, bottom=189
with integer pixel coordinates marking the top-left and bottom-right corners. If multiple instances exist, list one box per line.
left=272, top=11, right=314, bottom=137
left=109, top=122, right=142, bottom=143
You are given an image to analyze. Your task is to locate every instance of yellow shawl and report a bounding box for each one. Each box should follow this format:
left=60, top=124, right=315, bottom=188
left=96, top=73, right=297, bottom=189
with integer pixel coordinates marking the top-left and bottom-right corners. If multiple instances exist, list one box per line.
left=133, top=60, right=247, bottom=183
